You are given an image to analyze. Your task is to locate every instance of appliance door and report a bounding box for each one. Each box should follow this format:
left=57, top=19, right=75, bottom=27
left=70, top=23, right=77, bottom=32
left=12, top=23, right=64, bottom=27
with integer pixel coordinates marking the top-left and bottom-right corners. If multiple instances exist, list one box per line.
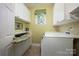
left=41, top=37, right=73, bottom=56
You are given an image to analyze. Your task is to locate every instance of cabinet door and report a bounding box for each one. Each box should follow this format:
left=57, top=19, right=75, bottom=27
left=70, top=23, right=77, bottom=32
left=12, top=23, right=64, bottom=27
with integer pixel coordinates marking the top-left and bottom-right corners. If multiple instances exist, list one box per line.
left=3, top=44, right=13, bottom=56
left=0, top=36, right=13, bottom=56
left=65, top=3, right=79, bottom=20
left=0, top=4, right=14, bottom=39
left=15, top=3, right=31, bottom=23
left=23, top=6, right=31, bottom=22
left=15, top=4, right=24, bottom=19
left=0, top=4, right=14, bottom=56
left=22, top=4, right=28, bottom=21
left=27, top=8, right=31, bottom=22
left=53, top=3, right=64, bottom=25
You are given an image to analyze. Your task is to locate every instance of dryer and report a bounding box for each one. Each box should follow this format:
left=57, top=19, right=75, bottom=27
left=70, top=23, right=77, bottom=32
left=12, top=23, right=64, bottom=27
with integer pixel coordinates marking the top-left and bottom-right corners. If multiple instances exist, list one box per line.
left=41, top=32, right=73, bottom=56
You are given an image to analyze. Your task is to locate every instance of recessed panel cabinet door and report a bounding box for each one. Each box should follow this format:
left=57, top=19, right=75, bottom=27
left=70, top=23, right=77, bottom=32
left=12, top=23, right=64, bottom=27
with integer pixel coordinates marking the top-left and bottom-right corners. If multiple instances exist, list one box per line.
left=53, top=3, right=64, bottom=26
left=0, top=4, right=14, bottom=56
left=0, top=4, right=14, bottom=39
left=0, top=36, right=13, bottom=56
left=15, top=3, right=31, bottom=23
left=15, top=3, right=24, bottom=19
left=65, top=3, right=79, bottom=20
left=22, top=5, right=31, bottom=22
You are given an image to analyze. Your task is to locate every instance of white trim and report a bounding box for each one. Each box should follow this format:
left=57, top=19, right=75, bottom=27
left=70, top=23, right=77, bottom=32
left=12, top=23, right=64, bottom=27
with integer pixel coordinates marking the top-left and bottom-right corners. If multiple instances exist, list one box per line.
left=32, top=43, right=40, bottom=47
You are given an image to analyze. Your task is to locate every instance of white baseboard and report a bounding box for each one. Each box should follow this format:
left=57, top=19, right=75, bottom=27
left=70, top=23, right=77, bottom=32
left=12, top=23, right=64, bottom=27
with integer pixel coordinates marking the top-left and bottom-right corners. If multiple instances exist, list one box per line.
left=32, top=43, right=40, bottom=47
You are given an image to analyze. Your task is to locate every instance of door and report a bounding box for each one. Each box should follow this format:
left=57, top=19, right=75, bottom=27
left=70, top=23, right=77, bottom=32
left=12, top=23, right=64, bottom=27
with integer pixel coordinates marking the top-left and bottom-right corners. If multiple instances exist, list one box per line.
left=0, top=4, right=14, bottom=39
left=0, top=4, right=14, bottom=56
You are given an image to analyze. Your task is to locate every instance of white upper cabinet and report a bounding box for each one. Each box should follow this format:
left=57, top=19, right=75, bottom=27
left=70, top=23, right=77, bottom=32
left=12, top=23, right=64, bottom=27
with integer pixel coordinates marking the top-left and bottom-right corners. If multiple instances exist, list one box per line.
left=53, top=3, right=64, bottom=26
left=65, top=3, right=79, bottom=20
left=53, top=3, right=79, bottom=26
left=15, top=3, right=31, bottom=23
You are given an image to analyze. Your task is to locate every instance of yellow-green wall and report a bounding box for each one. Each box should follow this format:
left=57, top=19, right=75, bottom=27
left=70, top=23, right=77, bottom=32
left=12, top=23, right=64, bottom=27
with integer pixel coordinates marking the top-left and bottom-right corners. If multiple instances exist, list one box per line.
left=30, top=5, right=57, bottom=43
left=59, top=21, right=79, bottom=35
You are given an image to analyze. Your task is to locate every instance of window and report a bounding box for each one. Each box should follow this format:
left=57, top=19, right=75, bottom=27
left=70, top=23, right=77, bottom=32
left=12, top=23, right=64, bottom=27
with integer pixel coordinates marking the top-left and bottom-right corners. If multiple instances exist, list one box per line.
left=35, top=9, right=47, bottom=24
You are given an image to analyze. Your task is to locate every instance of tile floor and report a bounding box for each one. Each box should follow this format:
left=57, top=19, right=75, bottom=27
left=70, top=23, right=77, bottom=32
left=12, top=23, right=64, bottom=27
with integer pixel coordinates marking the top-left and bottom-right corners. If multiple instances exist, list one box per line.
left=24, top=46, right=41, bottom=56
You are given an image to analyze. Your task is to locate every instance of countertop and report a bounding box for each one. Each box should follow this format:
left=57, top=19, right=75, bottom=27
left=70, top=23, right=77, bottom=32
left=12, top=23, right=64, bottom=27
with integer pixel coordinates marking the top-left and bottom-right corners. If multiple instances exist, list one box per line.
left=12, top=34, right=31, bottom=44
left=71, top=35, right=79, bottom=38
left=44, top=32, right=79, bottom=38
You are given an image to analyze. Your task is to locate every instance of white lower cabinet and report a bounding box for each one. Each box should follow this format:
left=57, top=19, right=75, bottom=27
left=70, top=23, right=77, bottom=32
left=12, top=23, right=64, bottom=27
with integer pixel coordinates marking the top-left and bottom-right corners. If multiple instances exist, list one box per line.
left=0, top=38, right=32, bottom=56
left=0, top=36, right=13, bottom=56
left=12, top=38, right=32, bottom=56
left=14, top=39, right=31, bottom=56
left=1, top=44, right=13, bottom=56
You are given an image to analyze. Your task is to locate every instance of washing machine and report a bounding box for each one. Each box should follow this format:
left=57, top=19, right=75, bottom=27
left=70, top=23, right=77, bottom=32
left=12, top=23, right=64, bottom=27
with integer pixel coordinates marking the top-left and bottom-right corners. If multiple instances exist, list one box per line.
left=41, top=32, right=73, bottom=56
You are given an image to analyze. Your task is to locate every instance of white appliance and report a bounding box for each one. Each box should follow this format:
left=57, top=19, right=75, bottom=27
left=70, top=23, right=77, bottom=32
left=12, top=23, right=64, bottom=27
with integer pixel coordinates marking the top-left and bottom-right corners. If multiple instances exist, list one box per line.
left=41, top=32, right=73, bottom=56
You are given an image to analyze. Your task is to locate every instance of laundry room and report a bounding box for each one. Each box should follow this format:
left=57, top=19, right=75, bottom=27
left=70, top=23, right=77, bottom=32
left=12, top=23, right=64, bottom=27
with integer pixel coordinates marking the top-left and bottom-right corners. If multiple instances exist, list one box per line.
left=0, top=3, right=79, bottom=56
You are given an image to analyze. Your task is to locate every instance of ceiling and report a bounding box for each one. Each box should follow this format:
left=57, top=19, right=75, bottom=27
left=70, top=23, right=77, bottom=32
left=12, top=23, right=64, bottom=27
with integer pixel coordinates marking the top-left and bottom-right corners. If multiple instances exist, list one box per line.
left=25, top=3, right=54, bottom=9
